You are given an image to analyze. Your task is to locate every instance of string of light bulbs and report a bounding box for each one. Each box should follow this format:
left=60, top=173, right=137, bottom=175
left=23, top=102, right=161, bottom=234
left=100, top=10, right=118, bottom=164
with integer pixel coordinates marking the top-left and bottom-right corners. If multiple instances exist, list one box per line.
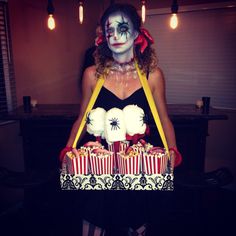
left=46, top=1, right=178, bottom=31
left=46, top=0, right=84, bottom=30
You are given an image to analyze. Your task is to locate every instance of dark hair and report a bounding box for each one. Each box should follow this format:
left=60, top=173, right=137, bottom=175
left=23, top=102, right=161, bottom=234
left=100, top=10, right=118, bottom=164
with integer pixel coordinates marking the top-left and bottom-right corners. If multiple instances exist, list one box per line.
left=100, top=4, right=142, bottom=36
left=94, top=3, right=157, bottom=76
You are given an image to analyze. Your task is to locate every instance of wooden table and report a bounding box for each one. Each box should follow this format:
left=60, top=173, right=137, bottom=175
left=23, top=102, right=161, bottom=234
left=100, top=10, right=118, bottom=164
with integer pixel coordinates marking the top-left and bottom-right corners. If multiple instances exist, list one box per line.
left=2, top=104, right=228, bottom=173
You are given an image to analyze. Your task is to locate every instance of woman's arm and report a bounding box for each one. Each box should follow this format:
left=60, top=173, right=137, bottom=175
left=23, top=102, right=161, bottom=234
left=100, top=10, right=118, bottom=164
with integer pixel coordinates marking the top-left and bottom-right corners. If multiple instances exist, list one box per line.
left=148, top=67, right=183, bottom=167
left=148, top=67, right=177, bottom=149
left=66, top=66, right=97, bottom=147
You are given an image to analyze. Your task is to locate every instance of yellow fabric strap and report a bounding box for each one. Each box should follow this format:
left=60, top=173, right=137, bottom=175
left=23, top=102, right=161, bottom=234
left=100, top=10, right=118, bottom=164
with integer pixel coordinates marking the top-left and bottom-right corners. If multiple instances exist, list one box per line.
left=135, top=61, right=170, bottom=156
left=72, top=76, right=105, bottom=148
left=72, top=63, right=169, bottom=157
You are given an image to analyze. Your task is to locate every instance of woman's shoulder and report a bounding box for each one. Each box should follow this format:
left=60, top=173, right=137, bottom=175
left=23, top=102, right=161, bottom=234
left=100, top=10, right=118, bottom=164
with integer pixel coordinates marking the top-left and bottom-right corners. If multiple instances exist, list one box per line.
left=149, top=66, right=164, bottom=80
left=82, top=65, right=97, bottom=89
left=83, top=65, right=97, bottom=80
left=148, top=66, right=165, bottom=91
left=83, top=65, right=97, bottom=77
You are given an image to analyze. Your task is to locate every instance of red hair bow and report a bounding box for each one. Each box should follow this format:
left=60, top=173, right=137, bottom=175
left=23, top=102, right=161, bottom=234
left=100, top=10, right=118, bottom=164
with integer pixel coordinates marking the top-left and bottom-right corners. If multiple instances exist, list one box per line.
left=95, top=35, right=105, bottom=46
left=134, top=28, right=154, bottom=53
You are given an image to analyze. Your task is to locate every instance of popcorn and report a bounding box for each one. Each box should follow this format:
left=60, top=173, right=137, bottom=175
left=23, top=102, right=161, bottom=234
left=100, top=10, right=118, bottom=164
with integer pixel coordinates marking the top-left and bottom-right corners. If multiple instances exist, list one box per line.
left=86, top=107, right=106, bottom=137
left=117, top=150, right=141, bottom=174
left=130, top=142, right=145, bottom=154
left=108, top=141, right=129, bottom=153
left=123, top=105, right=146, bottom=136
left=139, top=139, right=154, bottom=153
left=80, top=142, right=104, bottom=166
left=89, top=151, right=114, bottom=175
left=83, top=141, right=102, bottom=148
left=108, top=141, right=130, bottom=173
left=65, top=150, right=89, bottom=175
left=63, top=143, right=169, bottom=176
left=142, top=150, right=168, bottom=174
left=83, top=141, right=103, bottom=153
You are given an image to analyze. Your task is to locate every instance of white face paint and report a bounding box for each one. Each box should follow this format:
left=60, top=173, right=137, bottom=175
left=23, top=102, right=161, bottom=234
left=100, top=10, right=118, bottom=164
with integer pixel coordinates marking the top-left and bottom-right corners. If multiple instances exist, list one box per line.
left=105, top=13, right=138, bottom=62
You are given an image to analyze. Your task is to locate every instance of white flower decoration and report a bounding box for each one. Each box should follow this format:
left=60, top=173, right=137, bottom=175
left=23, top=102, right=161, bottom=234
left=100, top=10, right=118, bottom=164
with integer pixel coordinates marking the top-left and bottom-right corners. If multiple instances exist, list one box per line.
left=123, top=104, right=146, bottom=136
left=86, top=107, right=106, bottom=137
left=104, top=107, right=126, bottom=143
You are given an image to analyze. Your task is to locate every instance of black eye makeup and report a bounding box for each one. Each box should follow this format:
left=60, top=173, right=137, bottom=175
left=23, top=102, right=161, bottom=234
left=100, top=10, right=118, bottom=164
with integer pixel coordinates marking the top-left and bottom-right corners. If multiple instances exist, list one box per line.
left=105, top=16, right=131, bottom=39
left=117, top=22, right=130, bottom=36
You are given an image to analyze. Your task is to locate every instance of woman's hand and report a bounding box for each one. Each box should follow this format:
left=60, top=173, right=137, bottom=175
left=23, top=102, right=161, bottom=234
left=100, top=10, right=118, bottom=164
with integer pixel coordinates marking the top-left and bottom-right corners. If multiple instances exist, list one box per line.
left=59, top=146, right=72, bottom=162
left=169, top=147, right=182, bottom=168
left=71, top=141, right=104, bottom=157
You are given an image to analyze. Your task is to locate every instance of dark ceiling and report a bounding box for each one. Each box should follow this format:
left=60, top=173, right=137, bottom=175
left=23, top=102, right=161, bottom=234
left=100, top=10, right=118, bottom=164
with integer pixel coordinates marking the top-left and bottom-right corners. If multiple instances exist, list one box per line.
left=111, top=0, right=235, bottom=9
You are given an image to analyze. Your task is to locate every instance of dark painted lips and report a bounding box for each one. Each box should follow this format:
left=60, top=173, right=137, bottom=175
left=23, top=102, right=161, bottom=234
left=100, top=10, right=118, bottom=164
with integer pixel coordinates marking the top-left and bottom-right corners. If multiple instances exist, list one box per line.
left=111, top=42, right=125, bottom=46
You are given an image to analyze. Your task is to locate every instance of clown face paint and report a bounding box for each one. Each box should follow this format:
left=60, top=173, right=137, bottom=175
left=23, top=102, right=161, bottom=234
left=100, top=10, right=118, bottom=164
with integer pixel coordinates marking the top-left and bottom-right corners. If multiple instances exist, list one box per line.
left=105, top=13, right=138, bottom=62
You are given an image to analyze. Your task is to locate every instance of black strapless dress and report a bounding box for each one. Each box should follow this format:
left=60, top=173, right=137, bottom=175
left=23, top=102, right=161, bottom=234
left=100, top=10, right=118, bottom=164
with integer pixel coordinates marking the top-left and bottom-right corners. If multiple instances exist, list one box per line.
left=73, top=86, right=170, bottom=230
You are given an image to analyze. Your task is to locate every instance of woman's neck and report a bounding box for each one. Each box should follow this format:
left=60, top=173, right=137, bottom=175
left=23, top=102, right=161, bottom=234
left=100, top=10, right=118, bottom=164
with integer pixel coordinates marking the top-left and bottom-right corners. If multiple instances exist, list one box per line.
left=112, top=49, right=134, bottom=64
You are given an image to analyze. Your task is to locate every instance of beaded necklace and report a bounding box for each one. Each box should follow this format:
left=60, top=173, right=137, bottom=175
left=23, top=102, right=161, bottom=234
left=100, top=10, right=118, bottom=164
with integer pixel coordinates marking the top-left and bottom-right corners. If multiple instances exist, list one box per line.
left=107, top=59, right=138, bottom=87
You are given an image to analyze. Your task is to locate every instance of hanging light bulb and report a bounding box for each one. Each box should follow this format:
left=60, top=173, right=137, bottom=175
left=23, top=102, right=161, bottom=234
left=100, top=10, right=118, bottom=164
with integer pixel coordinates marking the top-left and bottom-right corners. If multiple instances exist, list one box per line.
left=141, top=0, right=146, bottom=23
left=48, top=14, right=55, bottom=30
left=47, top=0, right=55, bottom=30
left=79, top=1, right=84, bottom=24
left=170, top=0, right=179, bottom=29
left=170, top=13, right=178, bottom=29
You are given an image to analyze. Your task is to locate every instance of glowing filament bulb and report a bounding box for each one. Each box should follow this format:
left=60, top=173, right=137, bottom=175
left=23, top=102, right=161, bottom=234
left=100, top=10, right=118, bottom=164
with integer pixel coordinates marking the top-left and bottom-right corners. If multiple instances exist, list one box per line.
left=79, top=3, right=83, bottom=24
left=48, top=14, right=55, bottom=30
left=141, top=3, right=146, bottom=23
left=170, top=13, right=178, bottom=29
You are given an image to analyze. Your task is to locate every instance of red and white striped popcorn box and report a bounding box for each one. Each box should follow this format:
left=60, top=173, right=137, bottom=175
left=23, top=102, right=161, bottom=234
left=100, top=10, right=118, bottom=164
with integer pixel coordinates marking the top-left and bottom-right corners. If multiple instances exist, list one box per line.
left=81, top=143, right=104, bottom=157
left=108, top=141, right=130, bottom=153
left=89, top=152, right=114, bottom=175
left=144, top=142, right=154, bottom=153
left=117, top=151, right=141, bottom=174
left=127, top=142, right=153, bottom=171
left=120, top=141, right=130, bottom=152
left=108, top=141, right=129, bottom=172
left=142, top=151, right=168, bottom=174
left=131, top=142, right=145, bottom=155
left=65, top=150, right=89, bottom=175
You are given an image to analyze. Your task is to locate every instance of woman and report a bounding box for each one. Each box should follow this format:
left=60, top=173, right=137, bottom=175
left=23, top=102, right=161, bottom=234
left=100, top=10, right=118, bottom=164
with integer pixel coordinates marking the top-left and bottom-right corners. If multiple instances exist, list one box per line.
left=60, top=3, right=181, bottom=236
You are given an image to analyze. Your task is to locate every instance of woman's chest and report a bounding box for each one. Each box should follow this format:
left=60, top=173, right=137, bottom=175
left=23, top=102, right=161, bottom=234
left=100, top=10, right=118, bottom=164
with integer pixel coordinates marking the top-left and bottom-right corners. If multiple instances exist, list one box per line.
left=103, top=76, right=142, bottom=100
